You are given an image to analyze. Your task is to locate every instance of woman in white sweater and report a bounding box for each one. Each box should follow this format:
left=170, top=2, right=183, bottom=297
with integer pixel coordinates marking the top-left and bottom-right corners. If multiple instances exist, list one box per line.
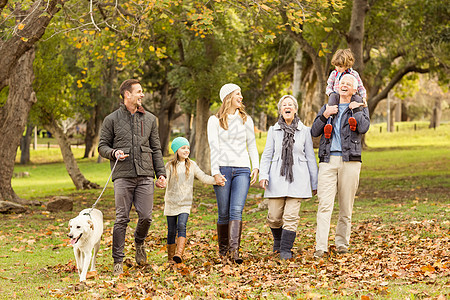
left=207, top=83, right=259, bottom=264
left=164, top=137, right=223, bottom=263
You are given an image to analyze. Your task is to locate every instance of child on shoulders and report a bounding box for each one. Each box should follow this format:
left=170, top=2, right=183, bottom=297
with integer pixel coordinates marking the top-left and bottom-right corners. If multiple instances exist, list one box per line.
left=324, top=49, right=367, bottom=138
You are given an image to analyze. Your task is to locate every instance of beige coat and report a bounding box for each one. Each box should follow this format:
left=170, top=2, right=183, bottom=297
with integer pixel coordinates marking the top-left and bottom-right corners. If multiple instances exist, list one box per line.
left=164, top=160, right=215, bottom=216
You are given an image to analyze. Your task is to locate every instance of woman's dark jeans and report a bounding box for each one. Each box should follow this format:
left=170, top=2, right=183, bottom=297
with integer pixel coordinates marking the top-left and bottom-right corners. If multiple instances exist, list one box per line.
left=213, top=166, right=251, bottom=224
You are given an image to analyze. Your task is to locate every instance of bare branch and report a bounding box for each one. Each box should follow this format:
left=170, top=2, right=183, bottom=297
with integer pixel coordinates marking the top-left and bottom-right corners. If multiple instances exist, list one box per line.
left=89, top=0, right=101, bottom=31
left=369, top=64, right=430, bottom=111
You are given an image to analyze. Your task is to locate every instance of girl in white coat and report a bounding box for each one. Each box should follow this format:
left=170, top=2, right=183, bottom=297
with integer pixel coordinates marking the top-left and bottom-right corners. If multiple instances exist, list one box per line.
left=259, top=95, right=318, bottom=259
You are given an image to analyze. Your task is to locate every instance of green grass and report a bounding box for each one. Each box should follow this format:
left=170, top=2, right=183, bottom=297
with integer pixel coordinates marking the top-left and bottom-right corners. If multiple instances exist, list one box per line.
left=1, top=121, right=449, bottom=299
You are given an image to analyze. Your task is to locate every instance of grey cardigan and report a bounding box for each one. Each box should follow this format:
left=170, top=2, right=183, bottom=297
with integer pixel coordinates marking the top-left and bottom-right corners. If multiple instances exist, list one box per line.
left=98, top=104, right=166, bottom=181
left=259, top=121, right=318, bottom=198
left=311, top=101, right=370, bottom=163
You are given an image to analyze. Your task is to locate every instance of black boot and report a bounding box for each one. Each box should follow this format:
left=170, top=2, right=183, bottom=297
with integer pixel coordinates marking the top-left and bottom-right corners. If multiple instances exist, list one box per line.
left=279, top=229, right=296, bottom=260
left=228, top=220, right=243, bottom=264
left=217, top=223, right=229, bottom=258
left=270, top=227, right=282, bottom=253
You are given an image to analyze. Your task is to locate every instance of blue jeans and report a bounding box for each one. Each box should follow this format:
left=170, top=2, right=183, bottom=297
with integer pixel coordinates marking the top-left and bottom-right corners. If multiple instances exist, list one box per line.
left=213, top=167, right=251, bottom=224
left=166, top=213, right=189, bottom=244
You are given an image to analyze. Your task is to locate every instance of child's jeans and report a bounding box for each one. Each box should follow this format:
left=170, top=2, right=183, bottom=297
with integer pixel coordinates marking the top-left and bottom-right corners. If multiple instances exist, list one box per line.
left=167, top=213, right=189, bottom=244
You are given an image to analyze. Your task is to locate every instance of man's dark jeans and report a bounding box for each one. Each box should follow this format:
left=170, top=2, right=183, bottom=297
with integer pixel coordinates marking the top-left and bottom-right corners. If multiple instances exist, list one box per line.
left=112, top=176, right=154, bottom=263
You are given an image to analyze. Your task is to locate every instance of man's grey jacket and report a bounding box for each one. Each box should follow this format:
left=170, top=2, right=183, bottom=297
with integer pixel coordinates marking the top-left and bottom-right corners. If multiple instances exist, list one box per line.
left=311, top=102, right=370, bottom=163
left=98, top=104, right=166, bottom=181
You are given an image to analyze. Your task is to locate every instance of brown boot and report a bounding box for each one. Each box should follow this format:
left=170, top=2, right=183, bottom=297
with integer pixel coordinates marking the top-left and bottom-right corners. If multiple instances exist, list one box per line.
left=217, top=223, right=229, bottom=259
left=173, top=237, right=186, bottom=263
left=228, top=220, right=243, bottom=264
left=167, top=243, right=176, bottom=262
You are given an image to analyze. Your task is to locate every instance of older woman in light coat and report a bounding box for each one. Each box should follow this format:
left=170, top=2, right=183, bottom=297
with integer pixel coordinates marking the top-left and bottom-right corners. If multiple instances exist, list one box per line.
left=259, top=95, right=318, bottom=259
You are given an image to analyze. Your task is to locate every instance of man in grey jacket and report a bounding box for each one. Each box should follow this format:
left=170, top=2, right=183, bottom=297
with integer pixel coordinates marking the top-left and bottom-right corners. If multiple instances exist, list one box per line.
left=311, top=74, right=370, bottom=258
left=98, top=79, right=166, bottom=275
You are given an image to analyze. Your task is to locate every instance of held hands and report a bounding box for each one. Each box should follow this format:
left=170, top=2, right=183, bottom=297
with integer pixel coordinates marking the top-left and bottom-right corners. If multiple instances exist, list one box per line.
left=250, top=169, right=259, bottom=185
left=259, top=179, right=268, bottom=190
left=214, top=174, right=227, bottom=186
left=155, top=176, right=166, bottom=188
left=323, top=104, right=338, bottom=119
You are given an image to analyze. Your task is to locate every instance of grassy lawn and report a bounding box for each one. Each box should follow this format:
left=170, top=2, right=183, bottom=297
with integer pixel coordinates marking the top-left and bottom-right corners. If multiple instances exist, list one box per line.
left=1, top=122, right=449, bottom=299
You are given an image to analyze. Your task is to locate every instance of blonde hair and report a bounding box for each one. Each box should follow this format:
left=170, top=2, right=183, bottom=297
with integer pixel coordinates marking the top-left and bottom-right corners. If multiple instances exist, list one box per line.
left=331, top=49, right=355, bottom=69
left=168, top=153, right=191, bottom=181
left=215, top=93, right=247, bottom=130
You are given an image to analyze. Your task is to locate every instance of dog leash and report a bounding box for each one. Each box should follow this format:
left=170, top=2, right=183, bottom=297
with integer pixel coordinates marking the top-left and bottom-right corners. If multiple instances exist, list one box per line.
left=85, top=158, right=119, bottom=215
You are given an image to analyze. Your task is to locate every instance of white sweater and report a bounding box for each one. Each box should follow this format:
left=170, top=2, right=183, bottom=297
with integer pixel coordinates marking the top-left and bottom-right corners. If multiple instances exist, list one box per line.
left=207, top=110, right=259, bottom=176
left=164, top=160, right=216, bottom=216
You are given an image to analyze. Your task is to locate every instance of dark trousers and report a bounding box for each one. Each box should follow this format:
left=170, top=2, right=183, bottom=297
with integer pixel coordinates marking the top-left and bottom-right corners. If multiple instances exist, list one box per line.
left=112, top=177, right=154, bottom=263
left=166, top=213, right=189, bottom=244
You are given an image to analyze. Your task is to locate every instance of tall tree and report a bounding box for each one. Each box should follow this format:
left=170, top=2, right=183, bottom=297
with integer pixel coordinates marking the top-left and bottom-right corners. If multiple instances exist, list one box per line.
left=0, top=0, right=63, bottom=204
left=0, top=49, right=37, bottom=205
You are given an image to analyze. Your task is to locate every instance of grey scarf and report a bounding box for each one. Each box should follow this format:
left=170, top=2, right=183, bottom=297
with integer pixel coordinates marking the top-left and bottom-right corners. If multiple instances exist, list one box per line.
left=278, top=115, right=299, bottom=183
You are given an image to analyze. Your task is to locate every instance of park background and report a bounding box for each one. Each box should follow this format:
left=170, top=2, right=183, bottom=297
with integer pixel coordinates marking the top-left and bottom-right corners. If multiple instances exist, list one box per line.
left=0, top=0, right=449, bottom=299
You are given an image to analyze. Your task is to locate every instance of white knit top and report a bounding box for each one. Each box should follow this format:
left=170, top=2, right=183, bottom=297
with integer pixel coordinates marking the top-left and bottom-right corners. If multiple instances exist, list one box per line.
left=207, top=110, right=260, bottom=176
left=164, top=160, right=216, bottom=216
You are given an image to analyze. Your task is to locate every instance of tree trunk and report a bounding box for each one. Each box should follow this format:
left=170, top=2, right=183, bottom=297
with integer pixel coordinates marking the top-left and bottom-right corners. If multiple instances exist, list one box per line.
left=0, top=49, right=38, bottom=205
left=188, top=117, right=196, bottom=157
left=389, top=104, right=395, bottom=132
left=158, top=110, right=171, bottom=156
left=46, top=119, right=100, bottom=190
left=299, top=62, right=321, bottom=126
left=292, top=47, right=303, bottom=101
left=185, top=113, right=193, bottom=140
left=20, top=123, right=33, bottom=164
left=401, top=102, right=408, bottom=121
left=157, top=82, right=180, bottom=156
left=429, top=97, right=441, bottom=128
left=84, top=103, right=102, bottom=158
left=194, top=96, right=211, bottom=173
left=258, top=111, right=267, bottom=132
left=347, top=0, right=369, bottom=73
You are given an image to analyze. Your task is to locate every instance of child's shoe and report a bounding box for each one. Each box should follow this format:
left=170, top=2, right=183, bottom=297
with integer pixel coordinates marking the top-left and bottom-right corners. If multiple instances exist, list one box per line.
left=324, top=124, right=333, bottom=139
left=348, top=117, right=357, bottom=131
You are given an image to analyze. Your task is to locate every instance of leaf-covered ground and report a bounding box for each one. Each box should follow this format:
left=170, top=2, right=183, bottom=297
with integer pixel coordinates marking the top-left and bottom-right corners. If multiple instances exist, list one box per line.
left=1, top=178, right=448, bottom=299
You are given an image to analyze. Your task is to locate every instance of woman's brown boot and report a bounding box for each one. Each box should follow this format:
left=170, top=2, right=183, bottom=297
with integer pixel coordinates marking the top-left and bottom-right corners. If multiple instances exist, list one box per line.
left=217, top=223, right=229, bottom=260
left=173, top=237, right=186, bottom=263
left=228, top=220, right=243, bottom=264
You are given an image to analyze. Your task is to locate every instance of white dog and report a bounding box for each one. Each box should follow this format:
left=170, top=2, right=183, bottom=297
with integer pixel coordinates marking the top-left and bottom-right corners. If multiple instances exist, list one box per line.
left=68, top=208, right=103, bottom=282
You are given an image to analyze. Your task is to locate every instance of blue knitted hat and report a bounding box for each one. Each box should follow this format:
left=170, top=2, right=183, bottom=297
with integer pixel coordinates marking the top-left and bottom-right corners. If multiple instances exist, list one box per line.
left=171, top=137, right=190, bottom=153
